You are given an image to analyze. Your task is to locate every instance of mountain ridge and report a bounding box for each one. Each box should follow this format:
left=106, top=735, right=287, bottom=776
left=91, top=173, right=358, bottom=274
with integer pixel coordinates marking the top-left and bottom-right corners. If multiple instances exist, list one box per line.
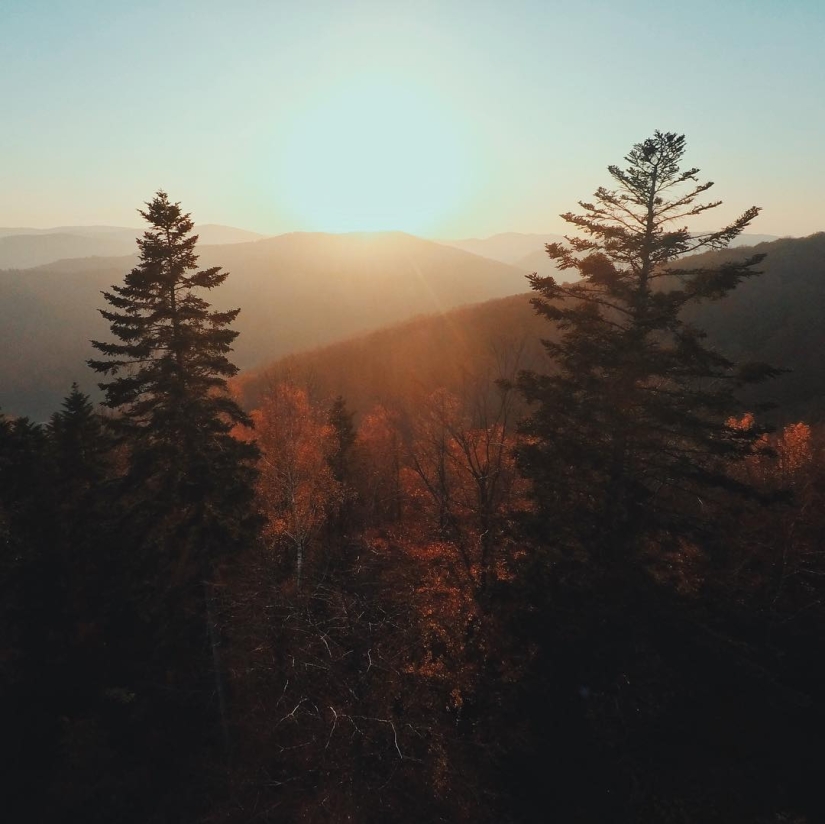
left=236, top=232, right=825, bottom=424
left=0, top=224, right=267, bottom=269
left=1, top=231, right=528, bottom=419
left=3, top=230, right=820, bottom=421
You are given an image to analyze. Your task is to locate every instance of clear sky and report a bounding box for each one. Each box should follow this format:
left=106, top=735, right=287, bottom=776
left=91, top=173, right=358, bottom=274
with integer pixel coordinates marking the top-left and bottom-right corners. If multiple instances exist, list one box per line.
left=2, top=0, right=822, bottom=238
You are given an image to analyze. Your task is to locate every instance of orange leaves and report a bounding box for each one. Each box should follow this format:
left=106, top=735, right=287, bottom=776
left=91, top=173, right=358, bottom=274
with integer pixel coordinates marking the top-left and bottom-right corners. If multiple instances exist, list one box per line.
left=727, top=413, right=815, bottom=488
left=775, top=422, right=813, bottom=478
left=726, top=412, right=756, bottom=432
left=253, top=383, right=343, bottom=580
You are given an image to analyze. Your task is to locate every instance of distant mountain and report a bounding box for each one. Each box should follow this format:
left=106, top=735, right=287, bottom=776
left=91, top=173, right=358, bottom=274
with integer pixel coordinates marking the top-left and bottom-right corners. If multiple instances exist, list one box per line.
left=442, top=232, right=780, bottom=283
left=729, top=233, right=780, bottom=247
left=513, top=248, right=567, bottom=280
left=0, top=225, right=138, bottom=238
left=238, top=233, right=825, bottom=424
left=0, top=232, right=528, bottom=419
left=0, top=232, right=139, bottom=270
left=679, top=233, right=825, bottom=421
left=440, top=233, right=566, bottom=264
left=195, top=224, right=271, bottom=246
left=0, top=224, right=266, bottom=269
left=5, top=230, right=817, bottom=422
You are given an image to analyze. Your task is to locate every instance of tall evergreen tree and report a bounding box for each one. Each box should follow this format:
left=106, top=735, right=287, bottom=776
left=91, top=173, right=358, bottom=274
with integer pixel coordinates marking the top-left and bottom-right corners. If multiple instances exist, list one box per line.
left=88, top=193, right=258, bottom=775
left=0, top=413, right=55, bottom=554
left=88, top=191, right=258, bottom=577
left=516, top=132, right=778, bottom=558
left=46, top=384, right=113, bottom=668
left=48, top=383, right=109, bottom=499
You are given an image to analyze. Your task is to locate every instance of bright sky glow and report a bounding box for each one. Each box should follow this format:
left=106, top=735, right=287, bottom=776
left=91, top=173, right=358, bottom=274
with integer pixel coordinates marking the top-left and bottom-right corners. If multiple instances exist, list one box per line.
left=273, top=78, right=474, bottom=233
left=1, top=0, right=823, bottom=238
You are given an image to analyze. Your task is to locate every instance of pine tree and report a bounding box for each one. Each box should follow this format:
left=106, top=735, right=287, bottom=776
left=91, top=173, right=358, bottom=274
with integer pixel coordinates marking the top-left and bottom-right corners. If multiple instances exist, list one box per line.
left=47, top=384, right=114, bottom=645
left=0, top=413, right=54, bottom=551
left=88, top=191, right=258, bottom=575
left=88, top=193, right=258, bottom=761
left=48, top=383, right=109, bottom=499
left=516, top=132, right=778, bottom=558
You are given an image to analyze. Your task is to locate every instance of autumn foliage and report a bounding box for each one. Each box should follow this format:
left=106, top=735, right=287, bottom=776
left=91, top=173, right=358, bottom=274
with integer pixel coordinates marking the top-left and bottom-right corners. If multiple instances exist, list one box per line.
left=252, top=383, right=343, bottom=587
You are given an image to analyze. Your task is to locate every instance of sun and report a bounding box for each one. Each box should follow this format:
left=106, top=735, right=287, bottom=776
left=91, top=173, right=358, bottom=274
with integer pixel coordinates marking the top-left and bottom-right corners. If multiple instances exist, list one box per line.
left=275, top=78, right=472, bottom=234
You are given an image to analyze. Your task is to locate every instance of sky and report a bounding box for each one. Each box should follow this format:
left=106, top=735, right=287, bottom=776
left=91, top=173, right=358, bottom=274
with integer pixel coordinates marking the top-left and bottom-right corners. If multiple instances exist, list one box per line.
left=1, top=0, right=823, bottom=238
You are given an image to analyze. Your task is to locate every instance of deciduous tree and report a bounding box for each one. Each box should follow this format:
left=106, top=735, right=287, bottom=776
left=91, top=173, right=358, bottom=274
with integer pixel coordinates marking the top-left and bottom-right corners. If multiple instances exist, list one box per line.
left=254, top=383, right=342, bottom=588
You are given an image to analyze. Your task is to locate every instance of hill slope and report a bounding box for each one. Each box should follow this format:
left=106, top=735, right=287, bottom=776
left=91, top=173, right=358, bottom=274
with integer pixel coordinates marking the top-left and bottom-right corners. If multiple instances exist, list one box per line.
left=238, top=233, right=825, bottom=423
left=234, top=293, right=548, bottom=417
left=1, top=232, right=527, bottom=419
left=440, top=232, right=780, bottom=283
left=681, top=233, right=825, bottom=421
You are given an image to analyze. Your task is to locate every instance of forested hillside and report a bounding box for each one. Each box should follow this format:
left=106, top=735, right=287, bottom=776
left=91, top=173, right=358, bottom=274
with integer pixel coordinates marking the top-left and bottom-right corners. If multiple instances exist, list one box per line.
left=682, top=233, right=825, bottom=421
left=2, top=228, right=799, bottom=422
left=238, top=232, right=825, bottom=423
left=234, top=292, right=547, bottom=417
left=1, top=232, right=525, bottom=419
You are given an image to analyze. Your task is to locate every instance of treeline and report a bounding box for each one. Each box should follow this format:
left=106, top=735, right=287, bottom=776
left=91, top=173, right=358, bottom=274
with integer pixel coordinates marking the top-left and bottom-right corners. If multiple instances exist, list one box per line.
left=3, top=135, right=825, bottom=823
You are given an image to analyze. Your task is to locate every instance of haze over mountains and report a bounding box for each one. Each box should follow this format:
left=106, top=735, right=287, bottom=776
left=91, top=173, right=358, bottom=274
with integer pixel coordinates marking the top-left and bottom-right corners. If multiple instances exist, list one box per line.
left=444, top=231, right=780, bottom=277
left=0, top=224, right=266, bottom=270
left=237, top=233, right=825, bottom=424
left=0, top=225, right=779, bottom=274
left=0, top=225, right=808, bottom=421
left=1, top=231, right=526, bottom=419
left=444, top=232, right=566, bottom=261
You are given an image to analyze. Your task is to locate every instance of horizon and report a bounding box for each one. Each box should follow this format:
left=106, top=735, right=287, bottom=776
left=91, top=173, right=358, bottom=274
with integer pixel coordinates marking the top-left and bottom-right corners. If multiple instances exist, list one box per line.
left=0, top=222, right=807, bottom=243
